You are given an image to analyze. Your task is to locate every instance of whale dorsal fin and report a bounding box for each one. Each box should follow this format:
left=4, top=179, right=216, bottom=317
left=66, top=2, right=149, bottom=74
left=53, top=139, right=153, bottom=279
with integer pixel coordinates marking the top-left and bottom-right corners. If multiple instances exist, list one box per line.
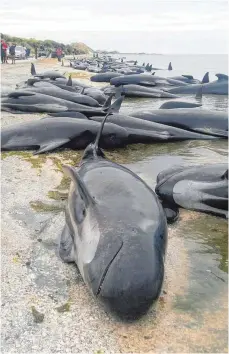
left=216, top=73, right=228, bottom=81
left=201, top=72, right=209, bottom=84
left=31, top=63, right=36, bottom=76
left=67, top=75, right=72, bottom=86
left=221, top=170, right=228, bottom=180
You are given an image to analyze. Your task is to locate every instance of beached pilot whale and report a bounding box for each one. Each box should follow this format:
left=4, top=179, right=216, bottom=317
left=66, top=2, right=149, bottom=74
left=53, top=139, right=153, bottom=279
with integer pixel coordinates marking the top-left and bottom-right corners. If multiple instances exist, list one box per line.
left=31, top=63, right=66, bottom=80
left=1, top=91, right=117, bottom=116
left=131, top=108, right=228, bottom=138
left=58, top=106, right=168, bottom=320
left=166, top=74, right=228, bottom=95
left=159, top=87, right=203, bottom=109
left=103, top=84, right=179, bottom=99
left=1, top=98, right=128, bottom=154
left=155, top=164, right=228, bottom=222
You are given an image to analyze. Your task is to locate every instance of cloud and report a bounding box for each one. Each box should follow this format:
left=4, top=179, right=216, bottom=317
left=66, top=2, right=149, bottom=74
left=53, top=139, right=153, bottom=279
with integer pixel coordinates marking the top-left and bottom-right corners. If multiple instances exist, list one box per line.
left=1, top=0, right=228, bottom=53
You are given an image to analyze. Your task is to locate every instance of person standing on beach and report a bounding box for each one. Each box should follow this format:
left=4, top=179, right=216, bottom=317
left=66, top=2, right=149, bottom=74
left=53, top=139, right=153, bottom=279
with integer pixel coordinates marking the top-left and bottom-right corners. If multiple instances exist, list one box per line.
left=56, top=47, right=62, bottom=62
left=1, top=40, right=8, bottom=64
left=9, top=43, right=16, bottom=64
left=25, top=47, right=30, bottom=59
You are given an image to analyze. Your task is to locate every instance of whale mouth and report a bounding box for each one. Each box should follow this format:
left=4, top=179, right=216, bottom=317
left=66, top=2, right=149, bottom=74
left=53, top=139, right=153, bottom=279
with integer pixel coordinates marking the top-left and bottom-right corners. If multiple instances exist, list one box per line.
left=96, top=241, right=123, bottom=296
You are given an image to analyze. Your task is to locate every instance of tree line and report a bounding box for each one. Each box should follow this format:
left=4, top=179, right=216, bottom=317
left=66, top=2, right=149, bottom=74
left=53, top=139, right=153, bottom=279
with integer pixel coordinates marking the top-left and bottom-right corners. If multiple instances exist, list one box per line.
left=1, top=33, right=93, bottom=58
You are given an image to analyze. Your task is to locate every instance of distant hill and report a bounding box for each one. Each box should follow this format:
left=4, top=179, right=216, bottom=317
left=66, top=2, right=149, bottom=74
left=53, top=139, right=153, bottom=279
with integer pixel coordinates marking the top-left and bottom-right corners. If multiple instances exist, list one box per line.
left=95, top=50, right=120, bottom=54
left=71, top=42, right=93, bottom=55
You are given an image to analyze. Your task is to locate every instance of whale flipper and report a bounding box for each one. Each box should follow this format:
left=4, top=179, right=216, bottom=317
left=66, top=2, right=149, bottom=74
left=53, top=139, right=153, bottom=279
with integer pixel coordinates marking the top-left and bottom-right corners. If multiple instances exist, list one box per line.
left=33, top=138, right=70, bottom=155
left=8, top=91, right=36, bottom=98
left=161, top=201, right=179, bottom=223
left=58, top=224, right=75, bottom=263
left=62, top=165, right=96, bottom=206
left=192, top=127, right=228, bottom=138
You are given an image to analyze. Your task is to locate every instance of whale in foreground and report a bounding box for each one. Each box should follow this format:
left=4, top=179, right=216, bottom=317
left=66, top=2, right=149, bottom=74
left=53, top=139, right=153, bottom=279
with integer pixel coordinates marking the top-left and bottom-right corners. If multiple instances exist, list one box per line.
left=155, top=164, right=228, bottom=222
left=58, top=105, right=168, bottom=320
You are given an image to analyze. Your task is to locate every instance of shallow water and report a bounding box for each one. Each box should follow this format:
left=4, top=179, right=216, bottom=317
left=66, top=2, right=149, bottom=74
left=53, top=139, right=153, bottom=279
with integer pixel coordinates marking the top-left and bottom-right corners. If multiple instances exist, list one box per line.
left=116, top=73, right=228, bottom=351
left=111, top=53, right=228, bottom=81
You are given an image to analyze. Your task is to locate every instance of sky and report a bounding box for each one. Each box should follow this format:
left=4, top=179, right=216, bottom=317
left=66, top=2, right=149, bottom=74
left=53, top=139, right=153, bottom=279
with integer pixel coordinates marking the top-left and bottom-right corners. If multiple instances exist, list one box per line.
left=1, top=0, right=228, bottom=54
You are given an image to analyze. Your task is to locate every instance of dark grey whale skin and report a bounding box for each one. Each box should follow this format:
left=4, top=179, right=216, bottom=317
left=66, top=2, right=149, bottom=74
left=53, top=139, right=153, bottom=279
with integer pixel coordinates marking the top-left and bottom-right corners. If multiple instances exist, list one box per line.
left=159, top=101, right=202, bottom=109
left=103, top=85, right=179, bottom=99
left=166, top=74, right=228, bottom=95
left=90, top=72, right=123, bottom=82
left=21, top=86, right=100, bottom=107
left=1, top=91, right=117, bottom=116
left=1, top=118, right=128, bottom=154
left=89, top=114, right=221, bottom=142
left=155, top=164, right=228, bottom=222
left=131, top=109, right=228, bottom=138
left=58, top=137, right=168, bottom=320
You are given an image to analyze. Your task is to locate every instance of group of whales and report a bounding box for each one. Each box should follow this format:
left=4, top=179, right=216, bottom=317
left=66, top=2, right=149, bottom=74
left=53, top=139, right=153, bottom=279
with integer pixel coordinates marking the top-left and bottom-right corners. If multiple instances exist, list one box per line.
left=70, top=55, right=173, bottom=74
left=1, top=58, right=228, bottom=320
left=1, top=62, right=228, bottom=155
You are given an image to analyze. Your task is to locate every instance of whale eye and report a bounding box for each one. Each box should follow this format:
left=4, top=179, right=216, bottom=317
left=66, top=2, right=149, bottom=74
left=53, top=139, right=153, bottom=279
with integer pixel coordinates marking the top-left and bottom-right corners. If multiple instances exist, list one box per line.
left=73, top=193, right=87, bottom=224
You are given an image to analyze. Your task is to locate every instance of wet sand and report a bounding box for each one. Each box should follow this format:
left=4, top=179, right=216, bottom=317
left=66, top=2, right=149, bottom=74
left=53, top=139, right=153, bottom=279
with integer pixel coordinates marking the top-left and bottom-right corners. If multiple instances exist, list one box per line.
left=1, top=59, right=228, bottom=353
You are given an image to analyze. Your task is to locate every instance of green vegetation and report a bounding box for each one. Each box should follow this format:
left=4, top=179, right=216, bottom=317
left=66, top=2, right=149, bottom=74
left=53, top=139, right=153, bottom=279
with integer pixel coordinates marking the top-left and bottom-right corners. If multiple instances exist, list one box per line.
left=55, top=302, right=71, bottom=313
left=31, top=306, right=45, bottom=323
left=30, top=200, right=64, bottom=213
left=1, top=33, right=94, bottom=57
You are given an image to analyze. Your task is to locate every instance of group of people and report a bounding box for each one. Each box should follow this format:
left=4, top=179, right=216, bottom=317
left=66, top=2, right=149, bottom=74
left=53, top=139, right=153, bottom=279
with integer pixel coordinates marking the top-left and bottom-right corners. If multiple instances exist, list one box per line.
left=1, top=40, right=31, bottom=64
left=1, top=40, right=16, bottom=64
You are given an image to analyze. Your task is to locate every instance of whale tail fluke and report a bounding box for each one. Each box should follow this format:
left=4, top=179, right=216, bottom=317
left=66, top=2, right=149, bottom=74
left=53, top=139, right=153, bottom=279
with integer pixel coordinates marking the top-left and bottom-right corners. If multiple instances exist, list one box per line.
left=81, top=96, right=125, bottom=160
